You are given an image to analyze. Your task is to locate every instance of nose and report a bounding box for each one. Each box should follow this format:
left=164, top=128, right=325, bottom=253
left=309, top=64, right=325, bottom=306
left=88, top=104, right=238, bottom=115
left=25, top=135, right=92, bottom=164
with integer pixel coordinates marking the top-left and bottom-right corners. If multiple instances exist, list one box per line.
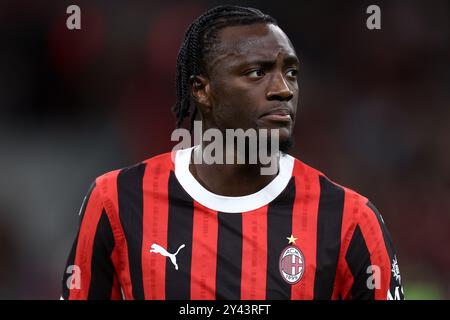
left=266, top=72, right=293, bottom=101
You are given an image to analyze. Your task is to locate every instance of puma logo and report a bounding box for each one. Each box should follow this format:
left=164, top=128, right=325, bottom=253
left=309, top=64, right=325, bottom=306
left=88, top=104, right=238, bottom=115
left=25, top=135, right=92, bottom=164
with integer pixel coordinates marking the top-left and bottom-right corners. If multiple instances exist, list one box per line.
left=150, top=243, right=185, bottom=270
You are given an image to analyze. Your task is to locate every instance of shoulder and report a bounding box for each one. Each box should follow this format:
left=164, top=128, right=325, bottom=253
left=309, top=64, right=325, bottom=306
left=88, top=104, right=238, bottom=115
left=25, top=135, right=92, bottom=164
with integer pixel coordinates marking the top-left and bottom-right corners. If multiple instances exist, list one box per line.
left=90, top=151, right=173, bottom=205
left=290, top=156, right=379, bottom=221
left=95, top=152, right=173, bottom=185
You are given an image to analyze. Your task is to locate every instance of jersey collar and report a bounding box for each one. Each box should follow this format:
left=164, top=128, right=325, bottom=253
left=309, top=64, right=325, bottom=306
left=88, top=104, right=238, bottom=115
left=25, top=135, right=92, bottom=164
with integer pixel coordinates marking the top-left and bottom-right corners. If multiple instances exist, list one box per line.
left=174, top=146, right=295, bottom=213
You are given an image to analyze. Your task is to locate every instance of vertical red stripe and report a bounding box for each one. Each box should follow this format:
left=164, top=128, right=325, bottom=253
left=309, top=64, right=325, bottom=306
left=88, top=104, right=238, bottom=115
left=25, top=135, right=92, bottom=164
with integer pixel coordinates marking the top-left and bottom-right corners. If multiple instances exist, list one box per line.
left=99, top=170, right=134, bottom=300
left=190, top=201, right=218, bottom=299
left=142, top=156, right=172, bottom=299
left=241, top=206, right=268, bottom=300
left=70, top=185, right=103, bottom=299
left=358, top=202, right=391, bottom=299
left=291, top=161, right=321, bottom=300
left=331, top=189, right=360, bottom=299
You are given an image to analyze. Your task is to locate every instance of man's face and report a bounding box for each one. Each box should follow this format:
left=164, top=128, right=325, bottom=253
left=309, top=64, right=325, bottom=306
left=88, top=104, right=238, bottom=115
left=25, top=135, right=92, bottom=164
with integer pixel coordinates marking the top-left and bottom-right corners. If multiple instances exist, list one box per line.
left=203, top=23, right=299, bottom=149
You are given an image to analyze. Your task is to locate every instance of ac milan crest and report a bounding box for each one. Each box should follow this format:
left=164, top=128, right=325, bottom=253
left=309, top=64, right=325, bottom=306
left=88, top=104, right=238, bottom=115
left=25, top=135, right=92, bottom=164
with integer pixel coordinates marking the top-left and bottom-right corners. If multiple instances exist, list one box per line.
left=279, top=245, right=305, bottom=284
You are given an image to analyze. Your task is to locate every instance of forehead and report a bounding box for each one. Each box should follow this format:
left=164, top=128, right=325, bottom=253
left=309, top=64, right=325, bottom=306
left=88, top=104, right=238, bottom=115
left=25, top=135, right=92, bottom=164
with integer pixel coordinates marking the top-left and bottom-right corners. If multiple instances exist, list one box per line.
left=209, top=23, right=297, bottom=70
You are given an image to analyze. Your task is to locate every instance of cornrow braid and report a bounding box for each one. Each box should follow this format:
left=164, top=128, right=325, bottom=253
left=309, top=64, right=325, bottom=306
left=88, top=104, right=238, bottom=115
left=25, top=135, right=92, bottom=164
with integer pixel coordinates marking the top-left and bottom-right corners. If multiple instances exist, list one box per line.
left=173, top=5, right=277, bottom=130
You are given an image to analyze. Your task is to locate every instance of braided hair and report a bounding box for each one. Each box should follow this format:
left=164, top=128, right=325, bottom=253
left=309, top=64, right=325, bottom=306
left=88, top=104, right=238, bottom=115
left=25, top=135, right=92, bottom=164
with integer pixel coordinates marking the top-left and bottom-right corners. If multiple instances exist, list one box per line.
left=173, top=5, right=277, bottom=129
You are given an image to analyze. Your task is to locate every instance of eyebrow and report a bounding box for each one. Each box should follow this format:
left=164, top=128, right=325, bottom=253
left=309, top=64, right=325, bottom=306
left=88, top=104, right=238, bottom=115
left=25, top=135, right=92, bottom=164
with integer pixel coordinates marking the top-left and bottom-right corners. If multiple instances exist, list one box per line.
left=284, top=55, right=300, bottom=66
left=238, top=54, right=300, bottom=67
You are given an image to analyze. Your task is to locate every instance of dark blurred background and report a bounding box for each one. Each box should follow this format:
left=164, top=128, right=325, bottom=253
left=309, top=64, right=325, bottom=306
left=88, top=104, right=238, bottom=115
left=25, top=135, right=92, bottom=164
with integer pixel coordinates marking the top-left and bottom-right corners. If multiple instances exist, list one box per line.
left=0, top=0, right=449, bottom=299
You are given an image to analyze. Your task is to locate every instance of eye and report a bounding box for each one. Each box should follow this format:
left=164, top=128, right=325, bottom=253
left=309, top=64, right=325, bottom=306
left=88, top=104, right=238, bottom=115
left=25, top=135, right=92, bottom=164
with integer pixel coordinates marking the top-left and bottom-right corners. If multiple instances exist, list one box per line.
left=286, top=69, right=298, bottom=78
left=246, top=69, right=265, bottom=78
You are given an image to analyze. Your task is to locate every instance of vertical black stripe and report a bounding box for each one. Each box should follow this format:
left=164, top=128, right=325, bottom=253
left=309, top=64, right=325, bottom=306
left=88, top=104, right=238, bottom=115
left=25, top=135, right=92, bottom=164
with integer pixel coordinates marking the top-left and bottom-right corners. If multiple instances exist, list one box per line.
left=266, top=177, right=295, bottom=299
left=88, top=210, right=116, bottom=299
left=165, top=171, right=194, bottom=299
left=62, top=181, right=96, bottom=299
left=118, top=163, right=146, bottom=299
left=216, top=212, right=242, bottom=299
left=79, top=181, right=97, bottom=221
left=366, top=201, right=394, bottom=260
left=313, top=175, right=344, bottom=299
left=366, top=201, right=403, bottom=299
left=345, top=225, right=374, bottom=299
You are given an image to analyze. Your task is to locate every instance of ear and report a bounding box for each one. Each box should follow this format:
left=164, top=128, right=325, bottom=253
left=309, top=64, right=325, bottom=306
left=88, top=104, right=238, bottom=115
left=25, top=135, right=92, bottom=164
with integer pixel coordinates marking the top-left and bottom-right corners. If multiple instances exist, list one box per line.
left=190, top=75, right=211, bottom=111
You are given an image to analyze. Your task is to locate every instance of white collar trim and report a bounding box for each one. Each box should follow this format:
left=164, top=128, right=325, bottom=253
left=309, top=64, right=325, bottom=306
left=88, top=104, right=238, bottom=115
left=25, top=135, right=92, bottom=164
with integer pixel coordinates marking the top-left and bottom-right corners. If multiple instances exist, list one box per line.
left=174, top=146, right=295, bottom=213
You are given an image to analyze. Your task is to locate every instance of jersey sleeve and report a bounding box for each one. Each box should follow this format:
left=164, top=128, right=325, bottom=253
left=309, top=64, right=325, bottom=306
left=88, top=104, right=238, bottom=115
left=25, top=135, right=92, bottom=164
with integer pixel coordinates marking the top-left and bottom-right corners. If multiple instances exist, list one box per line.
left=344, top=200, right=404, bottom=300
left=61, top=181, right=122, bottom=300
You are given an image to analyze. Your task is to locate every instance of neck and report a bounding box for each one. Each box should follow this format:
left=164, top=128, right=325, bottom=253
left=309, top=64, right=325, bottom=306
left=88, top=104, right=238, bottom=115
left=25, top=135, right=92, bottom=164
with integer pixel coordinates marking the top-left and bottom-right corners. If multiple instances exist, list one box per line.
left=189, top=143, right=280, bottom=197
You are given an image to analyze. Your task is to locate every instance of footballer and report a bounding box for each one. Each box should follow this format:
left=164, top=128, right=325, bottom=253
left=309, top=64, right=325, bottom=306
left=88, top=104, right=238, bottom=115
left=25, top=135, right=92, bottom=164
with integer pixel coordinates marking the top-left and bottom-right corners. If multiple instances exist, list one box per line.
left=62, top=5, right=404, bottom=300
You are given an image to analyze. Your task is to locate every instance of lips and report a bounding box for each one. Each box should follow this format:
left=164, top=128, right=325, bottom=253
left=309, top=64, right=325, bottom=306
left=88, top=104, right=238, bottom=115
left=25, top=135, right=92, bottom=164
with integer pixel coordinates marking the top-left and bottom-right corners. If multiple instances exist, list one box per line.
left=260, top=114, right=292, bottom=122
left=259, top=108, right=293, bottom=123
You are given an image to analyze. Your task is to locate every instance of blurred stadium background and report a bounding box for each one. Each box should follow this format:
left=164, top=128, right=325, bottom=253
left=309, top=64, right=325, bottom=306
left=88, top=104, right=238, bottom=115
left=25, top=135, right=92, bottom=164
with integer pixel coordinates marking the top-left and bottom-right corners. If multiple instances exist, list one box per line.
left=0, top=0, right=449, bottom=299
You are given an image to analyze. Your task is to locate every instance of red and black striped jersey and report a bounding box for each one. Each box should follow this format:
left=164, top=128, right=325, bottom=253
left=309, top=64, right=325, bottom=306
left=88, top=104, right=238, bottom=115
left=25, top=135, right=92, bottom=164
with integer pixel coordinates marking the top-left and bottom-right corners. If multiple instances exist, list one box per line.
left=61, top=147, right=404, bottom=300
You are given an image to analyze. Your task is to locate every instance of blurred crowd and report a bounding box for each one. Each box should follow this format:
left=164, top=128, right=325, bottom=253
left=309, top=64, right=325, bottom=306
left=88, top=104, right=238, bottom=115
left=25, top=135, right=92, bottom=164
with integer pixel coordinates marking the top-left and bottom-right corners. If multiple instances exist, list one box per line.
left=0, top=0, right=449, bottom=299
